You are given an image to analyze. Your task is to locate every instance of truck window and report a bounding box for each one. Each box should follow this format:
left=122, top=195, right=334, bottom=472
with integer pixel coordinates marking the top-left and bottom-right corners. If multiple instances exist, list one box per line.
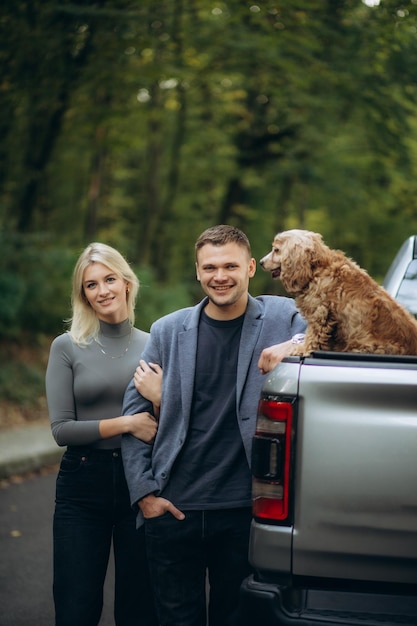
left=396, top=258, right=417, bottom=317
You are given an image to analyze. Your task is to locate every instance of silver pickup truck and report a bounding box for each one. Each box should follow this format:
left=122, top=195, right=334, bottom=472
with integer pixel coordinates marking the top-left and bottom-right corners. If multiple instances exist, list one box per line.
left=240, top=236, right=417, bottom=626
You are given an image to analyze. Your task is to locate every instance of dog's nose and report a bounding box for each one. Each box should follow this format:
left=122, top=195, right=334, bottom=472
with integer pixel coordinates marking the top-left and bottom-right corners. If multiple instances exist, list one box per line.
left=259, top=258, right=265, bottom=267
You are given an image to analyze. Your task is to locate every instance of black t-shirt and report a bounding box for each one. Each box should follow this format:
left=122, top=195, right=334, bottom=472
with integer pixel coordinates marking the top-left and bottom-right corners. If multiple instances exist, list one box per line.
left=161, top=310, right=252, bottom=509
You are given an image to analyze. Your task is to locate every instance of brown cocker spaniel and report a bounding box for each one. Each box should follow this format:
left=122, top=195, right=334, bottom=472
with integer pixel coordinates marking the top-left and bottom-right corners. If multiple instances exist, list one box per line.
left=260, top=229, right=417, bottom=356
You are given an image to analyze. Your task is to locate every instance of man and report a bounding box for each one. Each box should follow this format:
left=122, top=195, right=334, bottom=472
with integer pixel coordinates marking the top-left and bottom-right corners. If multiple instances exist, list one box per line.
left=122, top=225, right=306, bottom=626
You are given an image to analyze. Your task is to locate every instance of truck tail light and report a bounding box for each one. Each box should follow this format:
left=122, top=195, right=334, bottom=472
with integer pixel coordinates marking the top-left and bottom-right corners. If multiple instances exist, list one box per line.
left=251, top=398, right=293, bottom=522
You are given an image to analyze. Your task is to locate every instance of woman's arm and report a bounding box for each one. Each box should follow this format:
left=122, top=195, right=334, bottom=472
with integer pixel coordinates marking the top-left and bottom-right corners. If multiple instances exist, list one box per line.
left=46, top=335, right=160, bottom=446
left=99, top=413, right=157, bottom=442
left=46, top=336, right=102, bottom=446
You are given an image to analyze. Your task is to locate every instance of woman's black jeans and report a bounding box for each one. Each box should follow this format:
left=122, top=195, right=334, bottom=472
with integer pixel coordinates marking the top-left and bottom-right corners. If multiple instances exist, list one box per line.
left=53, top=447, right=158, bottom=626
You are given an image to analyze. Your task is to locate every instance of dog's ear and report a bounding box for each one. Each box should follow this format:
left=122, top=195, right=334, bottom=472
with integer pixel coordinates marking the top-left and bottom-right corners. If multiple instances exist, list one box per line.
left=281, top=232, right=327, bottom=293
left=309, top=232, right=329, bottom=267
left=280, top=239, right=312, bottom=292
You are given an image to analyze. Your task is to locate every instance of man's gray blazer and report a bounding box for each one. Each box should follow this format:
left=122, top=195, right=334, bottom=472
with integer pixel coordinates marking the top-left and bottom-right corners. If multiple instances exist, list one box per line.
left=122, top=294, right=305, bottom=524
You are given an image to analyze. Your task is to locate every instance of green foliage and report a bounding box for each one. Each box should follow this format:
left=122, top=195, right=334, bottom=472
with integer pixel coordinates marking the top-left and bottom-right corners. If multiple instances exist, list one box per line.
left=1, top=0, right=417, bottom=341
left=3, top=0, right=417, bottom=424
left=0, top=234, right=197, bottom=339
left=0, top=359, right=46, bottom=407
left=133, top=265, right=194, bottom=332
left=0, top=233, right=76, bottom=339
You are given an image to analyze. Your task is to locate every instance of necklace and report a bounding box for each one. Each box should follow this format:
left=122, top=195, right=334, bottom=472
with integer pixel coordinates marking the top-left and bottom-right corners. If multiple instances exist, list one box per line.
left=95, top=328, right=133, bottom=359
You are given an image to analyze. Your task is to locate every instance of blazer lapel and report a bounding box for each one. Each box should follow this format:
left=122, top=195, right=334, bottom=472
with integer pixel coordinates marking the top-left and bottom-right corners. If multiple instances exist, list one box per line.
left=177, top=296, right=263, bottom=418
left=236, top=296, right=263, bottom=402
left=178, top=299, right=207, bottom=420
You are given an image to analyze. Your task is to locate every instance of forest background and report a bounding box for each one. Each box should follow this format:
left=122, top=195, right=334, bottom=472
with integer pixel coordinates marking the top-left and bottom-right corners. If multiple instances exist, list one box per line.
left=1, top=0, right=417, bottom=428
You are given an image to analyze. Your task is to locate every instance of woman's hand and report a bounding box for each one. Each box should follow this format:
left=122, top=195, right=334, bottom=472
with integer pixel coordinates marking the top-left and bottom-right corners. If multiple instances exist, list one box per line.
left=134, top=359, right=162, bottom=409
left=128, top=412, right=158, bottom=443
left=99, top=412, right=157, bottom=442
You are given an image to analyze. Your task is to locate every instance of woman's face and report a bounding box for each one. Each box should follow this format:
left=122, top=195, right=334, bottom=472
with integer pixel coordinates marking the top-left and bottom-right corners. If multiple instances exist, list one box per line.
left=82, top=262, right=129, bottom=323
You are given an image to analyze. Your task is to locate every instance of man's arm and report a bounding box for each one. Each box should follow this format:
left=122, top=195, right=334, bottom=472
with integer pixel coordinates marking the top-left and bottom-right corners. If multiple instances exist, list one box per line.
left=121, top=427, right=158, bottom=508
left=258, top=305, right=307, bottom=374
left=258, top=339, right=293, bottom=374
left=122, top=379, right=186, bottom=522
left=121, top=373, right=159, bottom=510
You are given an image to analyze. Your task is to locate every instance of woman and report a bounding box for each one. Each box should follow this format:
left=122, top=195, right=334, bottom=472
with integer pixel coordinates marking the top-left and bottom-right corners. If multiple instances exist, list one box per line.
left=45, top=242, right=161, bottom=626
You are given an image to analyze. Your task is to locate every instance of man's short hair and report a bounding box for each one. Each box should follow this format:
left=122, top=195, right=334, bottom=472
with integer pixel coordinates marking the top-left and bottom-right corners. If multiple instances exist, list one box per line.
left=195, top=225, right=251, bottom=259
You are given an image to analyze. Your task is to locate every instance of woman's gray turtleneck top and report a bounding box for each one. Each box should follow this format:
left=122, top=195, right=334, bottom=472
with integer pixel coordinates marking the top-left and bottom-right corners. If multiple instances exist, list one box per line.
left=45, top=319, right=149, bottom=450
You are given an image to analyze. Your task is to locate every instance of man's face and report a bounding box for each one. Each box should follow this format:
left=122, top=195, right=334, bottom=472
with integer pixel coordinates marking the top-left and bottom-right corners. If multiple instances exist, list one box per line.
left=195, top=242, right=256, bottom=319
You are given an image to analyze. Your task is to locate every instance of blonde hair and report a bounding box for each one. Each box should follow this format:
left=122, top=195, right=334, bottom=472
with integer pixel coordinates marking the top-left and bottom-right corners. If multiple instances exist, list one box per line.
left=69, top=242, right=139, bottom=345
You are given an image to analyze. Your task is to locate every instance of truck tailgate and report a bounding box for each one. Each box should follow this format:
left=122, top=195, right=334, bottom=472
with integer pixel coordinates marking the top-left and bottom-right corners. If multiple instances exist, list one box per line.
left=293, top=359, right=417, bottom=584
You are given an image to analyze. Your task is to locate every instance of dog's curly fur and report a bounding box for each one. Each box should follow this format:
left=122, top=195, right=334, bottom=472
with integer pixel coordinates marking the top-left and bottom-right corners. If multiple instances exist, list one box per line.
left=260, top=229, right=417, bottom=356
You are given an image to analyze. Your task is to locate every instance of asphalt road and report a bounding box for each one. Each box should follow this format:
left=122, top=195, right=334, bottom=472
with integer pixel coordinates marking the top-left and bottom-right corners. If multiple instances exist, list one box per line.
left=0, top=467, right=115, bottom=626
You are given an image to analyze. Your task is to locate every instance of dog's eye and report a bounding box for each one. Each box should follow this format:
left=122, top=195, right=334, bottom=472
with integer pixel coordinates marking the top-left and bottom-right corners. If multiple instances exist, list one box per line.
left=273, top=247, right=280, bottom=253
